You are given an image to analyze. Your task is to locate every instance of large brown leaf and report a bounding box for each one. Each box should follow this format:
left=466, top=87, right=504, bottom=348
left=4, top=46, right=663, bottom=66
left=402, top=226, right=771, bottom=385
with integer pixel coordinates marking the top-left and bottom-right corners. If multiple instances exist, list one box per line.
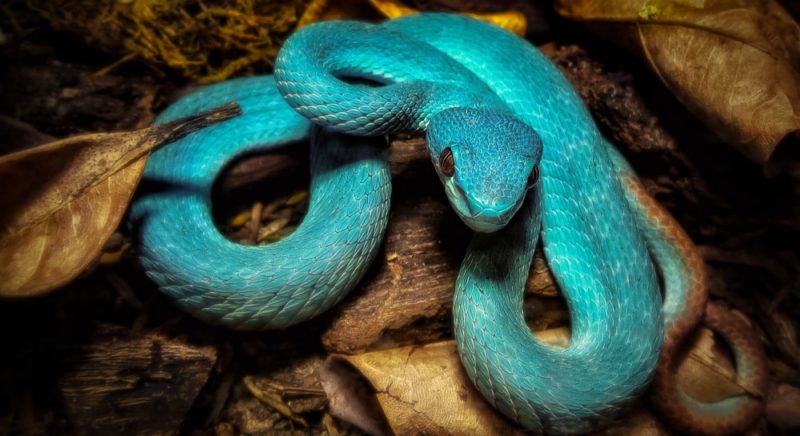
left=327, top=341, right=523, bottom=435
left=556, top=0, right=800, bottom=164
left=0, top=103, right=241, bottom=297
left=323, top=325, right=754, bottom=433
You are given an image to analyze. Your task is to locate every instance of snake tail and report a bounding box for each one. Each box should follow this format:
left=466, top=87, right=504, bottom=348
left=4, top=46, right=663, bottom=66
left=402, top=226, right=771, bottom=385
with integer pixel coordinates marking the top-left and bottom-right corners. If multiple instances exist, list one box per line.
left=614, top=148, right=769, bottom=435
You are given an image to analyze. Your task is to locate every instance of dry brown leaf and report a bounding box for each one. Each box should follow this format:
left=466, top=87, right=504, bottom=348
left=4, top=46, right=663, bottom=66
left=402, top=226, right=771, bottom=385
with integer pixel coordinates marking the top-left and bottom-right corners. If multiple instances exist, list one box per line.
left=675, top=326, right=748, bottom=401
left=333, top=341, right=522, bottom=435
left=325, top=331, right=670, bottom=435
left=326, top=329, right=571, bottom=435
left=325, top=322, right=759, bottom=433
left=0, top=103, right=241, bottom=297
left=556, top=0, right=800, bottom=164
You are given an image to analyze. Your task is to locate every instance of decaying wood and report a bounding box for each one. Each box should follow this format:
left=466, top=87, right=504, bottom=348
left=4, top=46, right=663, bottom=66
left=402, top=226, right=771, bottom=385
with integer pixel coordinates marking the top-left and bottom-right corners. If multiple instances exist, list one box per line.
left=0, top=116, right=54, bottom=153
left=58, top=324, right=218, bottom=435
left=321, top=138, right=469, bottom=353
left=0, top=57, right=161, bottom=135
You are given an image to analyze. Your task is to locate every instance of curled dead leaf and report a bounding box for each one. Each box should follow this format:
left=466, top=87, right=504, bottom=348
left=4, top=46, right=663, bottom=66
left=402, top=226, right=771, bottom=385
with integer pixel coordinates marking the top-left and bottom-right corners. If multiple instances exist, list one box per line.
left=324, top=322, right=760, bottom=433
left=320, top=358, right=393, bottom=436
left=556, top=0, right=800, bottom=164
left=323, top=329, right=570, bottom=435
left=326, top=341, right=522, bottom=435
left=0, top=103, right=241, bottom=297
left=675, top=326, right=749, bottom=401
left=324, top=332, right=671, bottom=435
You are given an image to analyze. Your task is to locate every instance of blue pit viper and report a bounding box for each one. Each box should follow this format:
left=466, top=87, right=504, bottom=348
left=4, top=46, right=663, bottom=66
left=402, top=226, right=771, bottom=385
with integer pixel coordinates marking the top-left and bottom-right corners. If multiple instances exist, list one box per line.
left=129, top=13, right=767, bottom=435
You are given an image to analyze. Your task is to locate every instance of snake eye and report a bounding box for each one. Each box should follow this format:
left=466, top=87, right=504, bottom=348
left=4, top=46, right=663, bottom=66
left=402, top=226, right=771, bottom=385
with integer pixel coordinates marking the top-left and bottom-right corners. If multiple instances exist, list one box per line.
left=527, top=166, right=539, bottom=189
left=439, top=148, right=455, bottom=177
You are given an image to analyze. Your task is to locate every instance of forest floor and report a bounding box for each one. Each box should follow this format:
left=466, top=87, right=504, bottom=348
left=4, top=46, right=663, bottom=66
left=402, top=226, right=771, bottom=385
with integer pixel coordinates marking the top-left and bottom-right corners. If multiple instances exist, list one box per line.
left=1, top=1, right=799, bottom=435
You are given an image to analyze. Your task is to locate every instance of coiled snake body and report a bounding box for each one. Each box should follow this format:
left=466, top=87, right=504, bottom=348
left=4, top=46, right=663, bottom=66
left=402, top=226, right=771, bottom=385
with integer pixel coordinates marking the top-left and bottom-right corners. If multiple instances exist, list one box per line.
left=130, top=13, right=766, bottom=434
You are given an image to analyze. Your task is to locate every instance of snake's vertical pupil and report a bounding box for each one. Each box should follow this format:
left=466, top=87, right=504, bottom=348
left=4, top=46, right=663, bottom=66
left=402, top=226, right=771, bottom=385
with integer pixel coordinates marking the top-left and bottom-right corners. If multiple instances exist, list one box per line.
left=527, top=166, right=539, bottom=189
left=440, top=148, right=455, bottom=177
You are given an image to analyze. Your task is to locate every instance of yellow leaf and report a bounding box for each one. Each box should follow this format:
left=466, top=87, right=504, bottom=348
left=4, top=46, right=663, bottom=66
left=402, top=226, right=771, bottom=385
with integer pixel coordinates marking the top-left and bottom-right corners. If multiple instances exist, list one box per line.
left=556, top=0, right=800, bottom=164
left=286, top=190, right=309, bottom=206
left=0, top=103, right=241, bottom=297
left=229, top=209, right=252, bottom=228
left=298, top=0, right=527, bottom=35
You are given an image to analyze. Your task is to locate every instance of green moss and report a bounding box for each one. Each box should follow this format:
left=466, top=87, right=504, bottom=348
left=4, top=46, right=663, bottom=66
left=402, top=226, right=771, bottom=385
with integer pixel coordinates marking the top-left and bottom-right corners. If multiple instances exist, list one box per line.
left=638, top=2, right=661, bottom=20
left=33, top=0, right=311, bottom=82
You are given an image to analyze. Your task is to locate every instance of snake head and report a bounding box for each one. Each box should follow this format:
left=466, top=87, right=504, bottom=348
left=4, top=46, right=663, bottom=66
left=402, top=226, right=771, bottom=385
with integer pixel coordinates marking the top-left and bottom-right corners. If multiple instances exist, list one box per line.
left=427, top=107, right=543, bottom=233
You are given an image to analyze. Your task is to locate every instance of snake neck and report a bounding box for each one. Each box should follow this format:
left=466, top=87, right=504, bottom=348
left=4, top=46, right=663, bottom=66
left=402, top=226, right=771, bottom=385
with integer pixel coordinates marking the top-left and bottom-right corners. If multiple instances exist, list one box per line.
left=274, top=20, right=510, bottom=136
left=385, top=14, right=665, bottom=434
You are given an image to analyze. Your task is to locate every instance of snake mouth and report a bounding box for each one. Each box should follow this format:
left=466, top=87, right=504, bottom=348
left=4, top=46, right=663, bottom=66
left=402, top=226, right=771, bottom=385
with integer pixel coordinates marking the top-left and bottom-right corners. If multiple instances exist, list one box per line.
left=444, top=179, right=517, bottom=233
left=463, top=215, right=509, bottom=233
left=467, top=203, right=517, bottom=233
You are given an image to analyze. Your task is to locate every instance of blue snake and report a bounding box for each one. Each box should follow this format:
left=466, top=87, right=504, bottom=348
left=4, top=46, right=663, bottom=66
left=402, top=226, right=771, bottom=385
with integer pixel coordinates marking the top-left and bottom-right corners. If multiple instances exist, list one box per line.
left=130, top=13, right=766, bottom=434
